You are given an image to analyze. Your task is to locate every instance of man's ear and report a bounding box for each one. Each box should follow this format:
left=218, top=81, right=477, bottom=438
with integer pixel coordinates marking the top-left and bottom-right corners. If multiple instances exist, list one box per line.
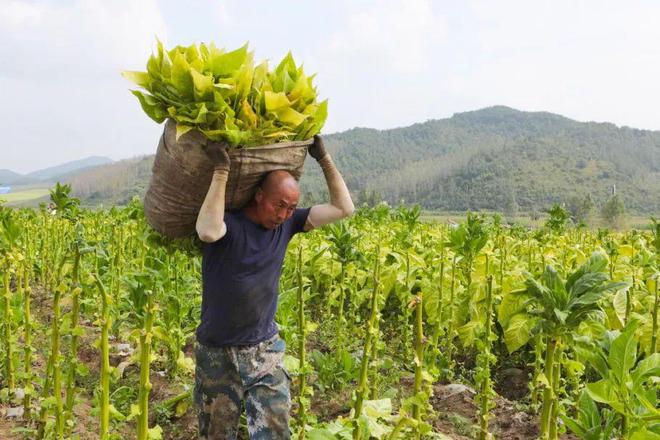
left=255, top=188, right=264, bottom=204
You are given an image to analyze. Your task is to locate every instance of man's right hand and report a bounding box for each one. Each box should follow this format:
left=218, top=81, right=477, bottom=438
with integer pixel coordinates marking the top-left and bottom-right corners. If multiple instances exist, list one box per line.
left=203, top=141, right=231, bottom=171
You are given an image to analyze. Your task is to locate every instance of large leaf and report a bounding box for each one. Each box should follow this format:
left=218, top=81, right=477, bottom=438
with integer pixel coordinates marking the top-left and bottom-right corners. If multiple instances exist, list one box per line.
left=504, top=313, right=538, bottom=353
left=608, top=324, right=638, bottom=385
left=497, top=289, right=530, bottom=326
left=631, top=353, right=660, bottom=390
left=130, top=90, right=168, bottom=123
left=586, top=379, right=623, bottom=412
left=575, top=345, right=609, bottom=379
left=306, top=429, right=338, bottom=440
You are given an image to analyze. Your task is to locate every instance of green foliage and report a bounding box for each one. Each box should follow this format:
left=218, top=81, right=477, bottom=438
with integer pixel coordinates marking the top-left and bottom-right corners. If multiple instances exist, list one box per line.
left=507, top=252, right=628, bottom=344
left=446, top=212, right=488, bottom=267
left=300, top=106, right=660, bottom=214
left=123, top=40, right=327, bottom=146
left=567, top=194, right=595, bottom=225
left=1, top=202, right=658, bottom=439
left=545, top=204, right=570, bottom=233
left=0, top=207, right=21, bottom=254
left=601, top=194, right=626, bottom=228
left=561, top=390, right=618, bottom=440
left=651, top=217, right=660, bottom=253
left=49, top=182, right=80, bottom=221
left=577, top=323, right=660, bottom=438
left=53, top=106, right=660, bottom=214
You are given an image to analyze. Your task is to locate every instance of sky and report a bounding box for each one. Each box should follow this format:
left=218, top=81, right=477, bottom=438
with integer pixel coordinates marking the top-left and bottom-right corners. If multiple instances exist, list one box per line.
left=2, top=0, right=660, bottom=174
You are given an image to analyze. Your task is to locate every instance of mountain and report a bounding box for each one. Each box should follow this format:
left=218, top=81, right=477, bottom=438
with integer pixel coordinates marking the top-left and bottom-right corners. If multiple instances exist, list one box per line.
left=301, top=106, right=659, bottom=214
left=26, top=156, right=114, bottom=181
left=1, top=156, right=115, bottom=188
left=65, top=156, right=153, bottom=206
left=0, top=169, right=36, bottom=186
left=52, top=106, right=660, bottom=214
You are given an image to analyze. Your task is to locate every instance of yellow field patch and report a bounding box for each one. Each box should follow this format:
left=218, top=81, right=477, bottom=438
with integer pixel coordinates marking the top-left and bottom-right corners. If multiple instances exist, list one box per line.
left=0, top=188, right=50, bottom=203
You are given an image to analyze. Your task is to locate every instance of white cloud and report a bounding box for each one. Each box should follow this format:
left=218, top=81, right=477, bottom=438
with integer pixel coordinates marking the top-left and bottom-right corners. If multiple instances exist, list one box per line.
left=0, top=0, right=168, bottom=173
left=312, top=0, right=450, bottom=133
left=1, top=0, right=44, bottom=29
left=3, top=0, right=660, bottom=173
left=326, top=0, right=448, bottom=74
left=440, top=1, right=660, bottom=130
left=0, top=0, right=167, bottom=78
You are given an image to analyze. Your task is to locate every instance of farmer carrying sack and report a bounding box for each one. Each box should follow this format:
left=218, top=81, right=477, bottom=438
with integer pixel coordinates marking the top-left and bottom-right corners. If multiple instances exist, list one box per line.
left=144, top=119, right=311, bottom=239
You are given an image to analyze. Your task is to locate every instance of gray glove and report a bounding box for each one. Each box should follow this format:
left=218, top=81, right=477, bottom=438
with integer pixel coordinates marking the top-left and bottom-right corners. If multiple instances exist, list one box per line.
left=203, top=142, right=231, bottom=171
left=309, top=135, right=328, bottom=161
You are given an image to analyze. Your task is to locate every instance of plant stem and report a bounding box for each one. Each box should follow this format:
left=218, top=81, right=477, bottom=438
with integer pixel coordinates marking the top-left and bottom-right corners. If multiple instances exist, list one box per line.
left=137, top=289, right=155, bottom=440
left=549, top=346, right=562, bottom=440
left=531, top=334, right=544, bottom=407
left=478, top=273, right=494, bottom=440
left=51, top=283, right=64, bottom=438
left=445, top=255, right=458, bottom=379
left=3, top=270, right=14, bottom=397
left=353, top=246, right=380, bottom=439
left=412, top=285, right=424, bottom=439
left=540, top=337, right=557, bottom=439
left=430, top=246, right=446, bottom=369
left=94, top=275, right=110, bottom=440
left=296, top=246, right=307, bottom=438
left=64, top=248, right=82, bottom=434
left=625, top=275, right=634, bottom=324
left=22, top=265, right=33, bottom=419
left=652, top=280, right=658, bottom=353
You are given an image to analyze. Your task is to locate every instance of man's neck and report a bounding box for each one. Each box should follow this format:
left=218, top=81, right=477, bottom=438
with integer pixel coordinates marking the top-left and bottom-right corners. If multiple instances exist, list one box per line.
left=242, top=203, right=264, bottom=228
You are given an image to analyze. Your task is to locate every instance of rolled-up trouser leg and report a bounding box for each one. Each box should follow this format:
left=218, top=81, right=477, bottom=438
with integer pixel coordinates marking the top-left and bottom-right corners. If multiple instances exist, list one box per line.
left=245, top=367, right=291, bottom=439
left=241, top=335, right=291, bottom=440
left=194, top=343, right=242, bottom=440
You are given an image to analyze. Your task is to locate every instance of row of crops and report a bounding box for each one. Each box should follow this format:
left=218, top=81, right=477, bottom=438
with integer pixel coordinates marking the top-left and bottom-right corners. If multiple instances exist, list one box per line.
left=0, top=185, right=658, bottom=439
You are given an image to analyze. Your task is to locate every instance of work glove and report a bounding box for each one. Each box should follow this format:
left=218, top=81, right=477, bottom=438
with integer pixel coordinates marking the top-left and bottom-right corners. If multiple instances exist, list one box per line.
left=309, top=135, right=328, bottom=161
left=203, top=141, right=231, bottom=172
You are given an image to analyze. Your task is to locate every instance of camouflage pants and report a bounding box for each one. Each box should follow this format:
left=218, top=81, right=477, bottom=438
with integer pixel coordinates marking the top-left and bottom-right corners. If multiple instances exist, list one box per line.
left=194, top=334, right=291, bottom=439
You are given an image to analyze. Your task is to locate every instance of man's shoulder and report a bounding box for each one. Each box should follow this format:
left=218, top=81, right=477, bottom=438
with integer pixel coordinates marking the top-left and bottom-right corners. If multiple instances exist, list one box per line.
left=287, top=207, right=311, bottom=234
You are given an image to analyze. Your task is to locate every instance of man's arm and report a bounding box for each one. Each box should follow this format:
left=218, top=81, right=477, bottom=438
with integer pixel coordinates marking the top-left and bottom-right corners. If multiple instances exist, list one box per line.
left=305, top=136, right=355, bottom=231
left=196, top=143, right=231, bottom=243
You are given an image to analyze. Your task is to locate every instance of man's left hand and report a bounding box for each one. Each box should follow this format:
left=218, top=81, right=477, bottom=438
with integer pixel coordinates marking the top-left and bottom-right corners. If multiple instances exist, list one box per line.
left=309, top=135, right=328, bottom=161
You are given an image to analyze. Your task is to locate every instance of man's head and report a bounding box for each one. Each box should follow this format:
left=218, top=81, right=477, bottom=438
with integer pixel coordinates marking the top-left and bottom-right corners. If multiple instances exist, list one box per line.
left=251, top=170, right=300, bottom=229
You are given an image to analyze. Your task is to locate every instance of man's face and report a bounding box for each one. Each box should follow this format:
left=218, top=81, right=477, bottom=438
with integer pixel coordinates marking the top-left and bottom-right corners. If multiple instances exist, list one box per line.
left=254, top=184, right=300, bottom=229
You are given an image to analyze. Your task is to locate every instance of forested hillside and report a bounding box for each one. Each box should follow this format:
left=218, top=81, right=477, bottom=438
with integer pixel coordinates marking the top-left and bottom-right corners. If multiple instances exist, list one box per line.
left=62, top=106, right=659, bottom=213
left=301, top=106, right=659, bottom=213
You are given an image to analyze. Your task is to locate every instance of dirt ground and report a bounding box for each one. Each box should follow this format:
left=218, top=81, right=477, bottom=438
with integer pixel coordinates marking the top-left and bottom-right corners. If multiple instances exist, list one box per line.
left=1, top=383, right=582, bottom=439
left=0, top=286, right=577, bottom=439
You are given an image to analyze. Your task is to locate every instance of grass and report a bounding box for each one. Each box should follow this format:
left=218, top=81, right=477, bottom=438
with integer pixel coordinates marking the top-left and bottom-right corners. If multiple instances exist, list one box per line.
left=0, top=188, right=50, bottom=203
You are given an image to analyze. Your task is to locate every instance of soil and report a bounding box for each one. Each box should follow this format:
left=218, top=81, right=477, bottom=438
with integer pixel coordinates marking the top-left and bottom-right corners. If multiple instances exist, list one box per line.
left=430, top=383, right=579, bottom=440
left=0, top=284, right=581, bottom=440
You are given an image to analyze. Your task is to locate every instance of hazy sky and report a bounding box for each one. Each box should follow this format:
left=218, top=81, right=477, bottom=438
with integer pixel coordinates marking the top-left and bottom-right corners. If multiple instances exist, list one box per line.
left=3, top=0, right=660, bottom=173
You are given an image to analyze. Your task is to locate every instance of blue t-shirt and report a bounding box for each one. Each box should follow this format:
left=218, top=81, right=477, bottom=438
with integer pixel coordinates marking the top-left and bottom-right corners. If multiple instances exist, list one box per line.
left=196, top=207, right=310, bottom=347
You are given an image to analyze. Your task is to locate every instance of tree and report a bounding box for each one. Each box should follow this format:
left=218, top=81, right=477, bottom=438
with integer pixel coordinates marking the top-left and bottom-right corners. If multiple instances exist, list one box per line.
left=566, top=193, right=595, bottom=225
left=503, top=188, right=518, bottom=220
left=545, top=203, right=570, bottom=233
left=601, top=194, right=625, bottom=228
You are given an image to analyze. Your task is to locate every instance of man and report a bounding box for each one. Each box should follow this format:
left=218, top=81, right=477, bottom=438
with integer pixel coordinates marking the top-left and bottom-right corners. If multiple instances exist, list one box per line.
left=194, top=135, right=354, bottom=439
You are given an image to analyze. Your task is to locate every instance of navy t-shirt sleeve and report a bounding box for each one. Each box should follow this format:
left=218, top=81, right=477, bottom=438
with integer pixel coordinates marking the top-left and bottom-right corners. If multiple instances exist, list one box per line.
left=216, top=210, right=238, bottom=242
left=291, top=207, right=311, bottom=235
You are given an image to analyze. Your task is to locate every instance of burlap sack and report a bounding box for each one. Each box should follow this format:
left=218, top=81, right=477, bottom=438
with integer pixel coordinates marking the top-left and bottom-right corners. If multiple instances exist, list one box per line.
left=144, top=119, right=312, bottom=238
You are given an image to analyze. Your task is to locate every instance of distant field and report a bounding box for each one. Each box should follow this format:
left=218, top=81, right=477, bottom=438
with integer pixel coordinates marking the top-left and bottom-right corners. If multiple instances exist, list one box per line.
left=421, top=211, right=655, bottom=230
left=0, top=188, right=50, bottom=203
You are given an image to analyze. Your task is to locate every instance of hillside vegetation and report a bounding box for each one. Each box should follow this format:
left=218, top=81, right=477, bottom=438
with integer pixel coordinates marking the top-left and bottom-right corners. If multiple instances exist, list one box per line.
left=53, top=106, right=660, bottom=214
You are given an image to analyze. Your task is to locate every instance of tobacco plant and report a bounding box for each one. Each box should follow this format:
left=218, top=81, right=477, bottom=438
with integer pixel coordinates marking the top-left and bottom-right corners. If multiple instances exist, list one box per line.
left=501, top=252, right=629, bottom=439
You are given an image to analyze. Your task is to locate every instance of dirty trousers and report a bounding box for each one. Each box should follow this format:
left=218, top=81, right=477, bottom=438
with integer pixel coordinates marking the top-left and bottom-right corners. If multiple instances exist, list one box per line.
left=194, top=334, right=291, bottom=439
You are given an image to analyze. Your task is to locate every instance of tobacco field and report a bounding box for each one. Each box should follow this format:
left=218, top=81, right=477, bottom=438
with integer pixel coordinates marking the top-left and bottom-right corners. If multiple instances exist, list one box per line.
left=0, top=186, right=658, bottom=440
